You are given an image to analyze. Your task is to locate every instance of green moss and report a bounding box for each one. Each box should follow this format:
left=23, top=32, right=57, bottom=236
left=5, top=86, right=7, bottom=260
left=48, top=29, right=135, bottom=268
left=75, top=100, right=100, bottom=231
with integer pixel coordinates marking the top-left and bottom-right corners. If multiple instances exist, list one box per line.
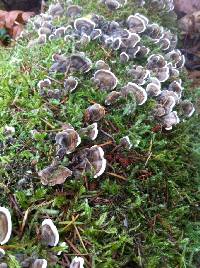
left=0, top=0, right=200, bottom=267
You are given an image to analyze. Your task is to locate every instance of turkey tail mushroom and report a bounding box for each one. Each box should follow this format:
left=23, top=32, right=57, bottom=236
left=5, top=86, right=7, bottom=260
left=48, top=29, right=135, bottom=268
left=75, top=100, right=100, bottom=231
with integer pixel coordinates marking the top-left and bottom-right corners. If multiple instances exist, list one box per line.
left=0, top=207, right=12, bottom=245
left=121, top=82, right=147, bottom=105
left=92, top=70, right=118, bottom=91
left=41, top=219, right=59, bottom=247
left=85, top=104, right=106, bottom=122
left=79, top=123, right=99, bottom=141
left=31, top=259, right=48, bottom=268
left=70, top=256, right=84, bottom=268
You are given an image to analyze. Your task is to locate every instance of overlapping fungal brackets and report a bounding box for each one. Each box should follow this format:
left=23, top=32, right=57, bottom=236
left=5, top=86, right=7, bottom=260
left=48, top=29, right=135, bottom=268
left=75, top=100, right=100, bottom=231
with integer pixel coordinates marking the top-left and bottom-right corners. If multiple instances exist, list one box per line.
left=28, top=0, right=175, bottom=47
left=33, top=2, right=194, bottom=132
left=100, top=0, right=127, bottom=10
left=134, top=0, right=174, bottom=12
left=36, top=6, right=194, bottom=130
left=28, top=2, right=83, bottom=46
left=38, top=120, right=107, bottom=186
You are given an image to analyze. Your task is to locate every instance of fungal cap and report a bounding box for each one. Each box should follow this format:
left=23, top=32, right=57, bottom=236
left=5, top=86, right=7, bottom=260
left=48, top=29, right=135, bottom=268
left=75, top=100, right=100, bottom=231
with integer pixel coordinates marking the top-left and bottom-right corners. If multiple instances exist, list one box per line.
left=79, top=123, right=99, bottom=141
left=41, top=219, right=59, bottom=247
left=37, top=34, right=47, bottom=44
left=162, top=111, right=180, bottom=130
left=67, top=5, right=82, bottom=18
left=93, top=69, right=118, bottom=90
left=90, top=146, right=107, bottom=178
left=120, top=52, right=129, bottom=63
left=74, top=18, right=95, bottom=35
left=90, top=28, right=102, bottom=40
left=54, top=27, right=66, bottom=37
left=55, top=129, right=81, bottom=154
left=70, top=256, right=84, bottom=268
left=146, top=82, right=161, bottom=97
left=89, top=123, right=98, bottom=140
left=85, top=103, right=106, bottom=122
left=127, top=15, right=146, bottom=33
left=105, top=91, right=122, bottom=105
left=104, top=0, right=121, bottom=10
left=120, top=136, right=132, bottom=149
left=135, top=13, right=149, bottom=25
left=0, top=207, right=12, bottom=245
left=149, top=77, right=161, bottom=87
left=156, top=67, right=169, bottom=82
left=180, top=100, right=195, bottom=118
left=112, top=37, right=122, bottom=50
left=38, top=79, right=51, bottom=89
left=121, top=82, right=147, bottom=105
left=95, top=60, right=110, bottom=70
left=38, top=165, right=73, bottom=186
left=32, top=259, right=48, bottom=268
left=0, top=248, right=5, bottom=258
left=64, top=76, right=78, bottom=92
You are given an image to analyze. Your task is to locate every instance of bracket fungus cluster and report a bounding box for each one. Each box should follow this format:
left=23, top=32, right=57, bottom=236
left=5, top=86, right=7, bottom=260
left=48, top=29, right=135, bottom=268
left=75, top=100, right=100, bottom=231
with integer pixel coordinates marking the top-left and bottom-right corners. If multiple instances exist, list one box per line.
left=31, top=1, right=195, bottom=133
left=38, top=117, right=107, bottom=186
left=50, top=52, right=92, bottom=74
left=136, top=0, right=174, bottom=12
left=72, top=145, right=107, bottom=179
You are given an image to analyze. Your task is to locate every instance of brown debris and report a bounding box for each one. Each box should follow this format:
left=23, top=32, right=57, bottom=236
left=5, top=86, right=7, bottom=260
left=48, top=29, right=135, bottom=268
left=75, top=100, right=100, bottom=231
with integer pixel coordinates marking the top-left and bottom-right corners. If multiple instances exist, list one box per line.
left=0, top=9, right=34, bottom=41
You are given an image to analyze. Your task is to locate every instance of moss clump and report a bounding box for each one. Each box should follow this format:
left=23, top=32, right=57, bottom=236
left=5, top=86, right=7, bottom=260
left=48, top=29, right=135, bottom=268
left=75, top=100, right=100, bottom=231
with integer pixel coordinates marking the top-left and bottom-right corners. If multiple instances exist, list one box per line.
left=0, top=0, right=200, bottom=267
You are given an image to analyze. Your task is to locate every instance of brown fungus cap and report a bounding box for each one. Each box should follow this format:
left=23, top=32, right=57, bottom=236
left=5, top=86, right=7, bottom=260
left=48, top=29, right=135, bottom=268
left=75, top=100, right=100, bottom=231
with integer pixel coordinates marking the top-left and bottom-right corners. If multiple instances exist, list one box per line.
left=0, top=207, right=12, bottom=245
left=85, top=103, right=106, bottom=122
left=105, top=91, right=122, bottom=105
left=92, top=69, right=118, bottom=91
left=67, top=5, right=82, bottom=18
left=121, top=82, right=147, bottom=105
left=55, top=128, right=81, bottom=154
left=74, top=18, right=95, bottom=35
left=31, top=259, right=47, bottom=268
left=38, top=164, right=72, bottom=186
left=41, top=219, right=59, bottom=247
left=127, top=15, right=146, bottom=33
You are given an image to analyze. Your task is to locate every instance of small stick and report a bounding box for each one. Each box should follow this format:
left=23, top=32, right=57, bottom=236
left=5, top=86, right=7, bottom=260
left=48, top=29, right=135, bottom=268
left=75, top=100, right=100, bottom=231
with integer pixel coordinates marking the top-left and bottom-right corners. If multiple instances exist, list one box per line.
left=100, top=129, right=116, bottom=145
left=64, top=253, right=91, bottom=256
left=40, top=118, right=55, bottom=129
left=144, top=138, right=153, bottom=167
left=83, top=175, right=89, bottom=191
left=106, top=172, right=127, bottom=181
left=20, top=208, right=30, bottom=237
left=34, top=64, right=48, bottom=71
left=65, top=239, right=91, bottom=267
left=97, top=140, right=113, bottom=147
left=72, top=216, right=88, bottom=253
left=45, top=75, right=63, bottom=85
left=144, top=152, right=152, bottom=167
left=62, top=214, right=79, bottom=231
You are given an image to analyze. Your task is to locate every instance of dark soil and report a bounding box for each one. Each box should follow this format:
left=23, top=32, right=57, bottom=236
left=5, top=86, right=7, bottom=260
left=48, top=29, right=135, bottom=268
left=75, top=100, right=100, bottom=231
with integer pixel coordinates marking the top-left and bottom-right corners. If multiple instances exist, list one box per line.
left=0, top=0, right=44, bottom=12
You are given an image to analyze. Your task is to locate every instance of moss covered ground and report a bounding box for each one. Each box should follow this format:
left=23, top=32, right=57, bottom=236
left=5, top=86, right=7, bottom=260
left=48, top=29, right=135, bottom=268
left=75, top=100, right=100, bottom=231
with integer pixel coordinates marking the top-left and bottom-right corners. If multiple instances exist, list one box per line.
left=0, top=0, right=200, bottom=267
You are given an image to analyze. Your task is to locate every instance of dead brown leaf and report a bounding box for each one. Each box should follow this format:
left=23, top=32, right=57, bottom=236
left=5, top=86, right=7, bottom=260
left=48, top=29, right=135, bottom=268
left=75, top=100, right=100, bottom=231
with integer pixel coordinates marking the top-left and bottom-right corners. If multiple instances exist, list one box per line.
left=0, top=9, right=35, bottom=42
